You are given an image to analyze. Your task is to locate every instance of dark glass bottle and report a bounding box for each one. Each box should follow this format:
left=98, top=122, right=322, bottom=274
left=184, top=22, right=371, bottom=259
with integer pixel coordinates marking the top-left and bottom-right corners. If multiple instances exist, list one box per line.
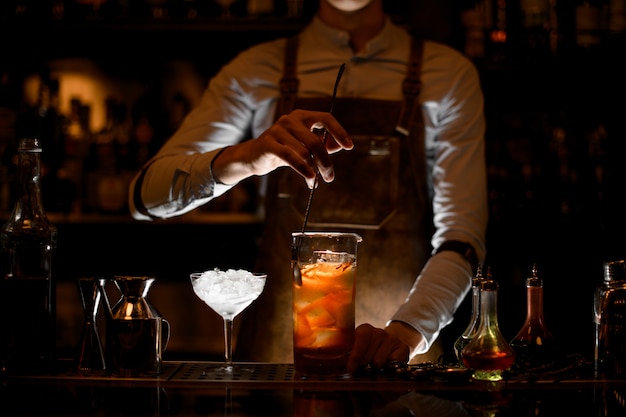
left=0, top=137, right=57, bottom=375
left=462, top=268, right=516, bottom=381
left=510, top=263, right=558, bottom=372
left=454, top=264, right=484, bottom=364
left=594, top=259, right=626, bottom=379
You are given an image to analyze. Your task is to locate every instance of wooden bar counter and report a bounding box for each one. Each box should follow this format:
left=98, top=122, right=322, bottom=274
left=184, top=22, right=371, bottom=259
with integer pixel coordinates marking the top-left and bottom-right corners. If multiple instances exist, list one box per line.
left=2, top=360, right=625, bottom=416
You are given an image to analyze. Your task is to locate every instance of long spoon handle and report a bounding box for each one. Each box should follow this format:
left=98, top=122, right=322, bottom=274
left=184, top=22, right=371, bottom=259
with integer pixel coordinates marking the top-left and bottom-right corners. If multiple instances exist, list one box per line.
left=300, top=63, right=346, bottom=233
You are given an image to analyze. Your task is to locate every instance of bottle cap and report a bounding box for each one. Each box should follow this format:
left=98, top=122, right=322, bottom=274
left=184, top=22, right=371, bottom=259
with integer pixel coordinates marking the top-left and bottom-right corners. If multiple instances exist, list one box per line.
left=18, top=137, right=42, bottom=152
left=526, top=263, right=543, bottom=287
left=480, top=267, right=498, bottom=291
left=604, top=260, right=626, bottom=284
left=472, top=264, right=484, bottom=287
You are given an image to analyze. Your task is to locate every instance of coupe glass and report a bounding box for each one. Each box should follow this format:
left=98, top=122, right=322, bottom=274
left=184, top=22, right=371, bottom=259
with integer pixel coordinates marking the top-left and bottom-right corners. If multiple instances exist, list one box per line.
left=190, top=268, right=266, bottom=377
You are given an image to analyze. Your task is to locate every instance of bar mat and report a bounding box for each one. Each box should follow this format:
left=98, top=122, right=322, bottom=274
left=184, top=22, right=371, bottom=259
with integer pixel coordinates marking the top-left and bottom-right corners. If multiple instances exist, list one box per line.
left=7, top=362, right=183, bottom=382
left=8, top=362, right=408, bottom=384
left=169, top=362, right=296, bottom=382
left=168, top=362, right=414, bottom=384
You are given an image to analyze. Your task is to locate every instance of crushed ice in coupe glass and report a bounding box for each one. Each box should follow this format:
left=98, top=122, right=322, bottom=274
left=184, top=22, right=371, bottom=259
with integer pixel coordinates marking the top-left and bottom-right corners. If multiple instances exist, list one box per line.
left=190, top=268, right=266, bottom=377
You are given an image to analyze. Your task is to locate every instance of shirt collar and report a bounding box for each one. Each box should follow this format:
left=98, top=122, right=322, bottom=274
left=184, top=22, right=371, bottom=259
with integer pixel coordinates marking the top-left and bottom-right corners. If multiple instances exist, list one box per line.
left=307, top=15, right=397, bottom=57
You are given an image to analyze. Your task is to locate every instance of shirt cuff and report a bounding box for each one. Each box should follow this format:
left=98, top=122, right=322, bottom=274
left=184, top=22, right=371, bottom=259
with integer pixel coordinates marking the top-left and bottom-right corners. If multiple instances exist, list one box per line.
left=388, top=250, right=473, bottom=354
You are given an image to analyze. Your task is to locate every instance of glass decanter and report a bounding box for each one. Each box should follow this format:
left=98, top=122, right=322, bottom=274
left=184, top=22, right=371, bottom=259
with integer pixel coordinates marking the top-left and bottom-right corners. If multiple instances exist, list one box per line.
left=454, top=264, right=485, bottom=364
left=509, top=263, right=557, bottom=372
left=462, top=268, right=516, bottom=381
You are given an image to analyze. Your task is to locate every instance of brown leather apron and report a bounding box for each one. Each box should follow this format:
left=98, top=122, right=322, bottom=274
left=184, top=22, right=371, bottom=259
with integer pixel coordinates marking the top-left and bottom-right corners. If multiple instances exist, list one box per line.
left=236, top=36, right=433, bottom=363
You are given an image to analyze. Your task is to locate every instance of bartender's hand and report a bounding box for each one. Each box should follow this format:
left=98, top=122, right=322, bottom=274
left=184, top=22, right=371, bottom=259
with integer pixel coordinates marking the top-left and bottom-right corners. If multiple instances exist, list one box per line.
left=347, top=323, right=411, bottom=373
left=385, top=320, right=428, bottom=359
left=211, top=109, right=352, bottom=188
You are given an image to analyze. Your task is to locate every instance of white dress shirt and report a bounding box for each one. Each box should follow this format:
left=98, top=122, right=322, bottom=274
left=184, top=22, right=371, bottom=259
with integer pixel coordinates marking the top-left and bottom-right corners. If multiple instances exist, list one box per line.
left=130, top=16, right=488, bottom=355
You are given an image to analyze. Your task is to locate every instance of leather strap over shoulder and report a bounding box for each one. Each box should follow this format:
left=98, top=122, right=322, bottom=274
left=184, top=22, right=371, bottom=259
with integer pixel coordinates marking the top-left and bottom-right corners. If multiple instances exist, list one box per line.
left=395, top=36, right=424, bottom=137
left=275, top=35, right=300, bottom=121
left=394, top=37, right=434, bottom=237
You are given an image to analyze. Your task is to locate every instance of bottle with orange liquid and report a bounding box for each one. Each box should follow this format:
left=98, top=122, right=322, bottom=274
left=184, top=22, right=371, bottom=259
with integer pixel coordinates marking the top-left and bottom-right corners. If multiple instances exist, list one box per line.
left=510, top=263, right=558, bottom=372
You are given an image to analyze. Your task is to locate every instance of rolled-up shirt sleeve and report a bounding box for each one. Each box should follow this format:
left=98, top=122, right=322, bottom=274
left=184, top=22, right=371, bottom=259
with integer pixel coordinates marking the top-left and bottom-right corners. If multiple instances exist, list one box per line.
left=129, top=39, right=285, bottom=221
left=129, top=150, right=229, bottom=220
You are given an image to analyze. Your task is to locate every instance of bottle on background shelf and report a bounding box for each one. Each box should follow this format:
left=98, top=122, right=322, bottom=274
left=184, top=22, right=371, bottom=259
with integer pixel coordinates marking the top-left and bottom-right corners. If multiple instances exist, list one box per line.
left=131, top=89, right=166, bottom=171
left=83, top=96, right=131, bottom=214
left=460, top=0, right=490, bottom=60
left=20, top=74, right=70, bottom=214
left=608, top=0, right=626, bottom=40
left=247, top=0, right=274, bottom=16
left=59, top=97, right=93, bottom=214
left=491, top=0, right=509, bottom=60
left=520, top=0, right=552, bottom=59
left=575, top=0, right=608, bottom=51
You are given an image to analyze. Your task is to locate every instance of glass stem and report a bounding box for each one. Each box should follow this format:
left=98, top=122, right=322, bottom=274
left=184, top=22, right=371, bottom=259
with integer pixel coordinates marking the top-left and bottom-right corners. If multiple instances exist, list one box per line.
left=224, top=317, right=234, bottom=369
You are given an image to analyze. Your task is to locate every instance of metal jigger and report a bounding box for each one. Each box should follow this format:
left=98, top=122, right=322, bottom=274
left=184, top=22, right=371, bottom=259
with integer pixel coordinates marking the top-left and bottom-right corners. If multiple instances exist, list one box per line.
left=76, top=277, right=107, bottom=373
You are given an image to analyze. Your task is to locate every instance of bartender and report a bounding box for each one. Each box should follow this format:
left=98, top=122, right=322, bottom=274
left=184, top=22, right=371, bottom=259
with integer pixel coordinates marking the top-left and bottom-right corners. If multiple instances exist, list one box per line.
left=129, top=0, right=487, bottom=371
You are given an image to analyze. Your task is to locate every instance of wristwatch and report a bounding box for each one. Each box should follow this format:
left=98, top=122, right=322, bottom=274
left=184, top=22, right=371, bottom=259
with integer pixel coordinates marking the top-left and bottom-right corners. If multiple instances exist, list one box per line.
left=435, top=240, right=479, bottom=271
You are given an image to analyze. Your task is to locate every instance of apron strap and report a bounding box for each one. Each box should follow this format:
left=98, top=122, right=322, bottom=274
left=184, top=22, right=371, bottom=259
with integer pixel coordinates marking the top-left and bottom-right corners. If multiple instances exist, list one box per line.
left=275, top=34, right=436, bottom=239
left=395, top=37, right=424, bottom=137
left=396, top=38, right=478, bottom=267
left=394, top=37, right=434, bottom=237
left=275, top=35, right=300, bottom=121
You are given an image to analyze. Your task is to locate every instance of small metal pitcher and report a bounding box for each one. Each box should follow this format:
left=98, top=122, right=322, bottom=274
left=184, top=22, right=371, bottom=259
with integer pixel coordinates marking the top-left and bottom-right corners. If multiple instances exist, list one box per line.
left=99, top=276, right=170, bottom=377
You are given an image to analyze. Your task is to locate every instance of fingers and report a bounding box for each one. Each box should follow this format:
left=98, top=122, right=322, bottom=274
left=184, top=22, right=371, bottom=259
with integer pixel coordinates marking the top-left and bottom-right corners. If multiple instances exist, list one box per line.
left=347, top=324, right=409, bottom=374
left=348, top=323, right=373, bottom=373
left=348, top=323, right=379, bottom=373
left=271, top=110, right=352, bottom=185
left=301, top=111, right=353, bottom=151
left=215, top=110, right=352, bottom=187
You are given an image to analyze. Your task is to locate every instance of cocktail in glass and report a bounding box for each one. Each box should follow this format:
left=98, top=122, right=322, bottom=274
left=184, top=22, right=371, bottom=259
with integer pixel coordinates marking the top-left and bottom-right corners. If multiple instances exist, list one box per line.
left=291, top=232, right=362, bottom=377
left=190, top=268, right=266, bottom=377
